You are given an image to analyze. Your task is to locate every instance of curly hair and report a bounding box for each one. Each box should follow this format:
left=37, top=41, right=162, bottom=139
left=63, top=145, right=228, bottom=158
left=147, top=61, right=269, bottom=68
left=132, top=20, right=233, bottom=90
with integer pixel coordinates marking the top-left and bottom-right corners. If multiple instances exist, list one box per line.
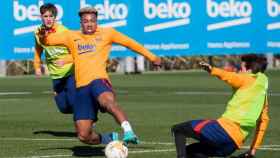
left=78, top=7, right=98, bottom=18
left=241, top=54, right=267, bottom=73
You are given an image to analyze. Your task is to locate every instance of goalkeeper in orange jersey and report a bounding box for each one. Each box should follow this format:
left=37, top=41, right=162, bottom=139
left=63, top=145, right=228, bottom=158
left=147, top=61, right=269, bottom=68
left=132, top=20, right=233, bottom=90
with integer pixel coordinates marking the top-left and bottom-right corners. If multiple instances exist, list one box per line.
left=39, top=6, right=161, bottom=145
left=33, top=3, right=75, bottom=114
left=172, top=54, right=269, bottom=158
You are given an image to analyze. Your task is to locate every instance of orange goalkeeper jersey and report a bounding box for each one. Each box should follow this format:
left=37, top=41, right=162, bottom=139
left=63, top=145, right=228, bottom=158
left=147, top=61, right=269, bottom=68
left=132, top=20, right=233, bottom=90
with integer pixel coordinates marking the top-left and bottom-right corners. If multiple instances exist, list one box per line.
left=44, top=27, right=158, bottom=87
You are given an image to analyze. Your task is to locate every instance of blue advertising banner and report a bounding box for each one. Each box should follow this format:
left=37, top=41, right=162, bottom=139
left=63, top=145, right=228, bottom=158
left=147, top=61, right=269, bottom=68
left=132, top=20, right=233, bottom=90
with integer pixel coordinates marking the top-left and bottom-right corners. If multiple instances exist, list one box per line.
left=202, top=0, right=259, bottom=54
left=0, top=1, right=12, bottom=59
left=266, top=0, right=280, bottom=52
left=0, top=0, right=279, bottom=60
left=136, top=0, right=199, bottom=56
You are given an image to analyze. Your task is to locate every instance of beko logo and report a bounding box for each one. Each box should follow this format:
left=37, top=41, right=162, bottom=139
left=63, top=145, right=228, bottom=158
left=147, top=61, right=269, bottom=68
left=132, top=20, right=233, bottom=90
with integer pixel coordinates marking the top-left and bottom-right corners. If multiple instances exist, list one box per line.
left=81, top=0, right=128, bottom=28
left=267, top=0, right=280, bottom=30
left=207, top=0, right=252, bottom=31
left=13, top=0, right=63, bottom=36
left=144, top=0, right=191, bottom=32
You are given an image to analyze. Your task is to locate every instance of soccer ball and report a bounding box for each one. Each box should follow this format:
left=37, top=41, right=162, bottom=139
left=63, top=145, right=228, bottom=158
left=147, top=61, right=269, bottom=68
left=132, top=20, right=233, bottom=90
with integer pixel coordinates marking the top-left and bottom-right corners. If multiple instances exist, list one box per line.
left=105, top=140, right=128, bottom=158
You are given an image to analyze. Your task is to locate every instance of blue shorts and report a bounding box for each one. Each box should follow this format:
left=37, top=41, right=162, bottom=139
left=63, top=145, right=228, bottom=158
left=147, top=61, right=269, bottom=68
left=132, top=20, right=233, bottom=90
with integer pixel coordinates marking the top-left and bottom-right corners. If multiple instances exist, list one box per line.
left=73, top=79, right=113, bottom=121
left=189, top=120, right=237, bottom=157
left=52, top=74, right=76, bottom=114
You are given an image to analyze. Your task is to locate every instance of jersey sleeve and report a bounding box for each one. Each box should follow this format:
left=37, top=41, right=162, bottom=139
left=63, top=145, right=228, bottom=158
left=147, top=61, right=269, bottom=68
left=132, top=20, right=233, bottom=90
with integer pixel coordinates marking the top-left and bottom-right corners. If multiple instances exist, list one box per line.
left=110, top=28, right=157, bottom=62
left=250, top=98, right=270, bottom=150
left=33, top=36, right=43, bottom=71
left=211, top=67, right=254, bottom=89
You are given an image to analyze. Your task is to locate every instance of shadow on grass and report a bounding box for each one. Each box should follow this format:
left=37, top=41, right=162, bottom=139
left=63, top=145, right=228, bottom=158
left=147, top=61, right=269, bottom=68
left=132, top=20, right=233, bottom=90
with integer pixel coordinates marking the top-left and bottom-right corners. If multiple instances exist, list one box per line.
left=39, top=146, right=105, bottom=157
left=71, top=146, right=105, bottom=157
left=33, top=130, right=76, bottom=137
left=38, top=144, right=159, bottom=157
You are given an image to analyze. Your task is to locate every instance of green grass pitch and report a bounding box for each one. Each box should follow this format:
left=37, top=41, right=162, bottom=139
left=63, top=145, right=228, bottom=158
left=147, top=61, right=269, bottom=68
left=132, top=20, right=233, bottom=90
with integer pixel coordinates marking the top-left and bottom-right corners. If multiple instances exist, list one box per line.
left=0, top=70, right=280, bottom=158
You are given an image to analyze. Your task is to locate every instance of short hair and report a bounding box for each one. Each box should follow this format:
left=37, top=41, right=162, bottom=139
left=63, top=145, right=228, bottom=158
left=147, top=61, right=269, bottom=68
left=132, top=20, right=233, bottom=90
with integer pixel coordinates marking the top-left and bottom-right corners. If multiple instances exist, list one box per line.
left=78, top=7, right=98, bottom=17
left=241, top=54, right=267, bottom=73
left=40, top=3, right=57, bottom=17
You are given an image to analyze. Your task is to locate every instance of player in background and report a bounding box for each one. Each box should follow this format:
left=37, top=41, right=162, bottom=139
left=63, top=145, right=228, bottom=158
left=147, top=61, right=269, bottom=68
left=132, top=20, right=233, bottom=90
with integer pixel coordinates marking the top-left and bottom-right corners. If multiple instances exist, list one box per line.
left=33, top=3, right=75, bottom=114
left=39, top=7, right=161, bottom=145
left=172, top=54, right=269, bottom=158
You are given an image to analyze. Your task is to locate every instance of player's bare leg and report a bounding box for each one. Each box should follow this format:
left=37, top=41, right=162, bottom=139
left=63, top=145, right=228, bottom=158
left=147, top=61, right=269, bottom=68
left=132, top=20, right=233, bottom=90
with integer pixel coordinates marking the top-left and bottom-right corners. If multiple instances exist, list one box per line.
left=75, top=120, right=118, bottom=145
left=98, top=92, right=139, bottom=144
left=75, top=120, right=100, bottom=144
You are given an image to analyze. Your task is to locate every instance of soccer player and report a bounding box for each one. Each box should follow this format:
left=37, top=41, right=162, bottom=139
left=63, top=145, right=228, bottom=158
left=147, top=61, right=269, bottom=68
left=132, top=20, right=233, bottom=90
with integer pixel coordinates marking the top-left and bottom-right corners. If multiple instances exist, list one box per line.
left=172, top=54, right=269, bottom=158
left=39, top=7, right=161, bottom=145
left=33, top=3, right=75, bottom=114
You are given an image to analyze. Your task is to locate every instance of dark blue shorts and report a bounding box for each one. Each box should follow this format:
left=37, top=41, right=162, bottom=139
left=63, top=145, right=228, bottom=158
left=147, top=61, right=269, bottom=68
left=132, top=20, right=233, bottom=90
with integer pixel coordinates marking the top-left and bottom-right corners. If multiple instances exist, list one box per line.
left=189, top=120, right=237, bottom=157
left=52, top=74, right=76, bottom=114
left=73, top=79, right=113, bottom=121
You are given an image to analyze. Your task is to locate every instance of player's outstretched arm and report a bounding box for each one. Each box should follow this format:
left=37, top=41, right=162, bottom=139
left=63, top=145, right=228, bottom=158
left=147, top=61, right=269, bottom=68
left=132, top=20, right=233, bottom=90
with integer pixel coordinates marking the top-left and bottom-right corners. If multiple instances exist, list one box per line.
left=33, top=35, right=44, bottom=78
left=110, top=28, right=158, bottom=62
left=199, top=61, right=212, bottom=73
left=199, top=61, right=251, bottom=89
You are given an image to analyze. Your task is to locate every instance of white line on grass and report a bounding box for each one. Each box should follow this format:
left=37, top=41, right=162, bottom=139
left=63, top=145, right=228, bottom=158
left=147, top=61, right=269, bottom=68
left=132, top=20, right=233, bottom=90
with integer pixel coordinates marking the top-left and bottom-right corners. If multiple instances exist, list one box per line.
left=241, top=146, right=280, bottom=151
left=141, top=141, right=173, bottom=145
left=130, top=149, right=175, bottom=153
left=1, top=91, right=280, bottom=96
left=3, top=138, right=280, bottom=158
left=6, top=147, right=280, bottom=158
left=2, top=137, right=280, bottom=149
left=0, top=98, right=30, bottom=101
left=1, top=138, right=173, bottom=146
left=41, top=91, right=52, bottom=94
left=174, top=91, right=231, bottom=96
left=0, top=92, right=32, bottom=96
left=2, top=138, right=280, bottom=146
left=19, top=155, right=71, bottom=158
left=7, top=149, right=175, bottom=158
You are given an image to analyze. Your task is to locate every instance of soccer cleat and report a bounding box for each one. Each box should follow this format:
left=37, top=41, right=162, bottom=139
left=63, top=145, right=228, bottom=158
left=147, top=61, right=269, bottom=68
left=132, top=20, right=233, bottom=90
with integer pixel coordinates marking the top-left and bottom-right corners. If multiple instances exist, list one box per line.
left=123, top=131, right=139, bottom=144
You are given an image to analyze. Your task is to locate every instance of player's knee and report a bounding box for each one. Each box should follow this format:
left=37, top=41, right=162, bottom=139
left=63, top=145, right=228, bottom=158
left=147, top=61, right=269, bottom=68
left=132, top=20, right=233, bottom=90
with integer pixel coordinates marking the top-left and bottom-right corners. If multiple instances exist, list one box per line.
left=100, top=98, right=117, bottom=113
left=98, top=92, right=116, bottom=108
left=171, top=124, right=188, bottom=137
